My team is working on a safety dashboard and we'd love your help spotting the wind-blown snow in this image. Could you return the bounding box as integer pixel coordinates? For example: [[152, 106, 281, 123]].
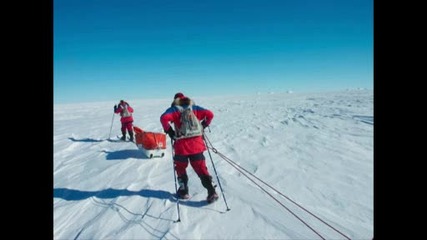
[[54, 90, 373, 239]]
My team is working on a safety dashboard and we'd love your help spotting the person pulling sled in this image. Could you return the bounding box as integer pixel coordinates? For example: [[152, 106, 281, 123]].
[[114, 100, 134, 142], [160, 93, 218, 203]]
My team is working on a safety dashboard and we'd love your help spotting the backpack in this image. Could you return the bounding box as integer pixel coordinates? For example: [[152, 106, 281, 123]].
[[175, 105, 203, 138], [121, 104, 132, 117]]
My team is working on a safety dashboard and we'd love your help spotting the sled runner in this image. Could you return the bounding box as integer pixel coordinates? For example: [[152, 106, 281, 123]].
[[133, 126, 166, 158]]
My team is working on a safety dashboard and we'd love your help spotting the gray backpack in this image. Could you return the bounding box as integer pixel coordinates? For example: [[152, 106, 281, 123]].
[[176, 105, 203, 138], [121, 104, 132, 117]]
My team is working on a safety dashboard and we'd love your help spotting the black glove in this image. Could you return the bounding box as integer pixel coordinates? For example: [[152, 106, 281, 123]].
[[165, 127, 176, 140], [201, 120, 208, 129], [114, 105, 117, 112]]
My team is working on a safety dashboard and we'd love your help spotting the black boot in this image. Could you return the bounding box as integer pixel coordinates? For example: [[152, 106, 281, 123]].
[[200, 175, 218, 203], [128, 130, 134, 142], [177, 173, 189, 199], [120, 130, 126, 141]]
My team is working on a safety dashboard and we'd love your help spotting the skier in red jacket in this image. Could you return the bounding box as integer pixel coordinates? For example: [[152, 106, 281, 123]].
[[114, 100, 134, 141], [160, 94, 218, 203]]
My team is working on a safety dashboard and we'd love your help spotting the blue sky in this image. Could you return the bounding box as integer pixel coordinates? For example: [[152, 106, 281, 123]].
[[54, 0, 373, 104]]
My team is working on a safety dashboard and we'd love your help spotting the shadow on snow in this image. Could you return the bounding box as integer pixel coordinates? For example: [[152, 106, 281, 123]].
[[68, 137, 104, 142], [176, 199, 210, 208], [54, 188, 172, 201], [102, 149, 149, 160], [54, 188, 224, 213]]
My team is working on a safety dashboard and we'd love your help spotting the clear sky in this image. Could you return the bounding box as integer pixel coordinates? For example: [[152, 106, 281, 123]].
[[54, 0, 373, 104]]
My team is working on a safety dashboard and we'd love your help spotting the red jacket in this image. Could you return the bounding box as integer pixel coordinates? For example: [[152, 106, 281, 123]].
[[115, 102, 134, 123], [160, 104, 214, 155]]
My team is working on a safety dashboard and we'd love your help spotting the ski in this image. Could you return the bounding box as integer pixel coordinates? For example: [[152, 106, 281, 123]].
[[116, 135, 134, 142], [172, 193, 191, 201], [107, 136, 133, 142]]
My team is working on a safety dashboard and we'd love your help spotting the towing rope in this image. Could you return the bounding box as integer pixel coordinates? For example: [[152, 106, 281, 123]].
[[203, 134, 351, 240]]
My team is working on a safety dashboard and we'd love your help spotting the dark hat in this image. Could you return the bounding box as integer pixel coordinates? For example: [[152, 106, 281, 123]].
[[174, 92, 184, 99], [179, 96, 191, 106]]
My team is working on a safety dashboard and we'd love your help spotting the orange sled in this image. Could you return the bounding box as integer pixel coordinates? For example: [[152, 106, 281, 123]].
[[133, 126, 166, 158]]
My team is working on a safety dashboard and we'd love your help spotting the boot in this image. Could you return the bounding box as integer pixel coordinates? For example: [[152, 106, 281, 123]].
[[200, 175, 218, 203], [177, 174, 189, 199], [120, 130, 126, 141], [128, 130, 134, 142]]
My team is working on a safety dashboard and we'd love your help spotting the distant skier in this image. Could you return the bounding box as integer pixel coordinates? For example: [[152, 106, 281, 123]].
[[114, 100, 134, 141], [160, 94, 218, 203]]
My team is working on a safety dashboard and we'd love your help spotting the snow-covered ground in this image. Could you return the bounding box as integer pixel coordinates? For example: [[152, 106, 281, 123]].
[[54, 89, 373, 239]]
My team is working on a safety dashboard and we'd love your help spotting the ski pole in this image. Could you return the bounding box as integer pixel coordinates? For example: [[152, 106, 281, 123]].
[[108, 112, 115, 140], [171, 139, 181, 222], [203, 132, 231, 211]]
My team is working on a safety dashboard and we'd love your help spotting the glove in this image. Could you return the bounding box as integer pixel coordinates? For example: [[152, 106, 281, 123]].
[[165, 127, 176, 140], [201, 120, 208, 129], [114, 105, 117, 112]]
